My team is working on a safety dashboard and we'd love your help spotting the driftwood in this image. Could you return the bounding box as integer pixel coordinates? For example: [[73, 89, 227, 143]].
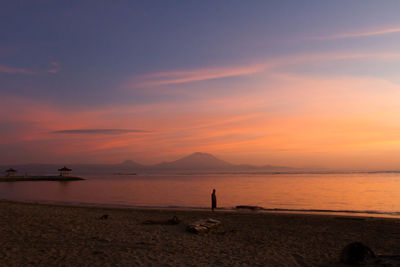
[[186, 218, 221, 234]]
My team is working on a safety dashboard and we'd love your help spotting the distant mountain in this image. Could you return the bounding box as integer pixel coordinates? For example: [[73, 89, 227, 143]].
[[0, 152, 291, 175], [152, 152, 233, 170]]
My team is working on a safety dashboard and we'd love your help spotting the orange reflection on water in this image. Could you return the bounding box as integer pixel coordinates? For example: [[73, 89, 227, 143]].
[[1, 173, 400, 215]]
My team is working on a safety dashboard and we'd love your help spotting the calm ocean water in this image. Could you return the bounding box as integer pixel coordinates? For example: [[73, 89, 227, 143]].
[[1, 173, 400, 217]]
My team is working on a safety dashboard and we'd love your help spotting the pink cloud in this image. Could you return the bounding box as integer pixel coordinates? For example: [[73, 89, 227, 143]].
[[47, 69, 59, 74], [315, 26, 400, 40], [0, 61, 62, 75], [47, 61, 61, 74], [3, 59, 400, 168], [126, 51, 400, 89], [268, 52, 400, 67], [131, 64, 267, 87], [0, 65, 36, 74]]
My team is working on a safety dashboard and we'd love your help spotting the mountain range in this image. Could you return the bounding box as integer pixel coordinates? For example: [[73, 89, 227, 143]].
[[1, 152, 291, 175]]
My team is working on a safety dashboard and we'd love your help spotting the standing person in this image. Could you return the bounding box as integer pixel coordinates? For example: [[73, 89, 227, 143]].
[[211, 189, 217, 212]]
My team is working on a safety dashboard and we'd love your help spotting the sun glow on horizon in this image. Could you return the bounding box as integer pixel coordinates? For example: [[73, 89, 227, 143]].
[[1, 1, 400, 170]]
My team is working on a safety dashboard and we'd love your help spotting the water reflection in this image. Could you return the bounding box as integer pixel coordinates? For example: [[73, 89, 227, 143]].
[[1, 173, 400, 215], [57, 181, 71, 194]]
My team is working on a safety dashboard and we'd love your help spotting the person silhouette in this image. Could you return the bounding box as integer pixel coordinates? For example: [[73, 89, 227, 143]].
[[211, 189, 217, 212]]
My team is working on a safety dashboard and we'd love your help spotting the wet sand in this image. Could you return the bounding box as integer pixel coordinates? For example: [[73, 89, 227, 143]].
[[1, 200, 400, 266]]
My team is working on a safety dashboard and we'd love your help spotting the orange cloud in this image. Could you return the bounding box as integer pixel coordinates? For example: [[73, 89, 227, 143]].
[[3, 70, 400, 169]]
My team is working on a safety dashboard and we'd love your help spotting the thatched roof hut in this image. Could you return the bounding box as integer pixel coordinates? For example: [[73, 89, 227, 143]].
[[58, 166, 72, 176], [5, 168, 17, 177]]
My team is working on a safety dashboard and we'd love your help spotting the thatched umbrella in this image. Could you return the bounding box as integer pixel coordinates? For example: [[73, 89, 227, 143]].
[[58, 166, 72, 176], [5, 168, 17, 177]]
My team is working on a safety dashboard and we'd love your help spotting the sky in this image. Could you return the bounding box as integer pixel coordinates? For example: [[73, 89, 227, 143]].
[[1, 1, 400, 169]]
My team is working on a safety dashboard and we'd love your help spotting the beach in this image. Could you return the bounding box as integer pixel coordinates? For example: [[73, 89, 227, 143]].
[[1, 201, 400, 266]]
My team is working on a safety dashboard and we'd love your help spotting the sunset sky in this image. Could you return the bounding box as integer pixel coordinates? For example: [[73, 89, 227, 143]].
[[2, 1, 400, 169]]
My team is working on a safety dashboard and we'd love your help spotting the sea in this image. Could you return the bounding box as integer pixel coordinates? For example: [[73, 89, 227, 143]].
[[1, 172, 400, 218]]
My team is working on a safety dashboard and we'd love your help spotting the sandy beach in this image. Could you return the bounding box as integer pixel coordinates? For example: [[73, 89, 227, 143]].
[[1, 201, 400, 266]]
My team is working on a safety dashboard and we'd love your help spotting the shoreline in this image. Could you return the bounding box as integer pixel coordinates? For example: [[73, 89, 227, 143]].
[[1, 200, 400, 265], [3, 199, 400, 220]]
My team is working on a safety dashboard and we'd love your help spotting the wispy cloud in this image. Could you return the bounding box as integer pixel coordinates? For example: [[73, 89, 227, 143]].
[[52, 129, 150, 135], [276, 52, 400, 66], [127, 51, 400, 88], [47, 61, 61, 74], [3, 74, 400, 168], [0, 64, 36, 74], [0, 61, 62, 75], [316, 26, 400, 40], [132, 64, 267, 87]]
